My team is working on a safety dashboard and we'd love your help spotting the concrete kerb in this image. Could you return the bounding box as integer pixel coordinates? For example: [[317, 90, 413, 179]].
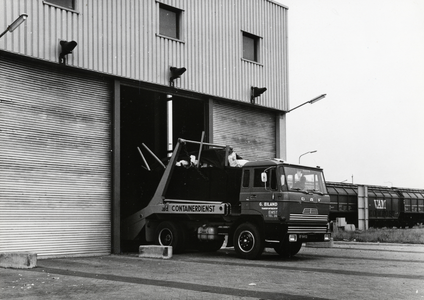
[[139, 245, 172, 259], [0, 252, 37, 269]]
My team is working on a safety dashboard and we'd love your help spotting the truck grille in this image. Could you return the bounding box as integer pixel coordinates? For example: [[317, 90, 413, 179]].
[[290, 214, 328, 222], [287, 226, 328, 234]]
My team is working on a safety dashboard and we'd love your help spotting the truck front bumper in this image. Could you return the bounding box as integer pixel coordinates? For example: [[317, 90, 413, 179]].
[[288, 232, 331, 243]]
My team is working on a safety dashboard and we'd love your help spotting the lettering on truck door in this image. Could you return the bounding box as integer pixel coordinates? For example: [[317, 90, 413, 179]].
[[247, 167, 279, 219]]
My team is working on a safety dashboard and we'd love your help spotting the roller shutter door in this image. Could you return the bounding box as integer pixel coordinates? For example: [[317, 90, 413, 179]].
[[0, 56, 111, 258], [213, 101, 276, 160]]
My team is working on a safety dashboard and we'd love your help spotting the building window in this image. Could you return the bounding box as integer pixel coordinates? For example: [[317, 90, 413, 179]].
[[159, 4, 182, 40], [44, 0, 75, 10], [243, 32, 260, 62]]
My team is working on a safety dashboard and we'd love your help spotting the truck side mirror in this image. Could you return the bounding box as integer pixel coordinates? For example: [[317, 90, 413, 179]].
[[261, 172, 267, 183], [280, 175, 285, 187]]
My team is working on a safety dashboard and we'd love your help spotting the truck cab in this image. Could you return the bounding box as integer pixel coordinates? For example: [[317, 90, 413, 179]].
[[233, 160, 331, 258]]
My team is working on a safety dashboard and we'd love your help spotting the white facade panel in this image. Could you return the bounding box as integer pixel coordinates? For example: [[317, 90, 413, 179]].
[[0, 0, 288, 111]]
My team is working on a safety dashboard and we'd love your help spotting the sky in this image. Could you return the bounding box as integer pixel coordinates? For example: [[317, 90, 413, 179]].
[[275, 0, 424, 189]]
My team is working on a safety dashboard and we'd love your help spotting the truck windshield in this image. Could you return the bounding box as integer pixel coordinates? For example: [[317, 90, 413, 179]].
[[282, 166, 327, 194]]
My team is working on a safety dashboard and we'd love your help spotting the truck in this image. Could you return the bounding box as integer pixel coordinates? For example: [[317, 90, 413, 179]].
[[122, 138, 331, 259]]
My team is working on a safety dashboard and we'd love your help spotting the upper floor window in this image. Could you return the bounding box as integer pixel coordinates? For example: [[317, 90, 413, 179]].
[[243, 32, 260, 62], [159, 4, 182, 40], [44, 0, 75, 10]]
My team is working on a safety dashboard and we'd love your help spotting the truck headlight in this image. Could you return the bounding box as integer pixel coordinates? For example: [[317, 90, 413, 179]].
[[289, 234, 297, 242], [324, 233, 331, 241]]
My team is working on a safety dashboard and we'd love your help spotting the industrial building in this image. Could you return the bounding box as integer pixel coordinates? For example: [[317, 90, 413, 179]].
[[0, 0, 289, 257]]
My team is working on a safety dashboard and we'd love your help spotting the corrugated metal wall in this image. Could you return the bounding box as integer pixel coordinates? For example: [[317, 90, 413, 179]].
[[0, 0, 288, 111], [0, 56, 112, 258], [213, 101, 276, 160]]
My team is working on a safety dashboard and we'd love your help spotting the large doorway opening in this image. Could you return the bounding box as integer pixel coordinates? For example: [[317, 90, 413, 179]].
[[119, 86, 205, 247], [120, 87, 166, 221]]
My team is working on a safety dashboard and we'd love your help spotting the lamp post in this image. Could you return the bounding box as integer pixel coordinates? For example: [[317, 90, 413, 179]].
[[0, 14, 28, 39], [287, 94, 326, 113], [298, 150, 317, 164]]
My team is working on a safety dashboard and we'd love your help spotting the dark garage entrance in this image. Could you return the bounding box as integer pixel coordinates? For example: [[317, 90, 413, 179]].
[[119, 85, 206, 241]]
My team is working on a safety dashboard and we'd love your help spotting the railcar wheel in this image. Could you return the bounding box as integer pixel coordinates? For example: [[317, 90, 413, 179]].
[[156, 221, 186, 254], [233, 222, 264, 260]]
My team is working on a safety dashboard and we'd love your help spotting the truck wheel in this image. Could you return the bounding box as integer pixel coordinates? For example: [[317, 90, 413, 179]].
[[233, 223, 264, 260], [156, 221, 185, 254], [274, 240, 302, 258]]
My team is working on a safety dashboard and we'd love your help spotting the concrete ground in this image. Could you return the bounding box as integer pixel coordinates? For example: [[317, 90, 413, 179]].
[[1, 242, 423, 300]]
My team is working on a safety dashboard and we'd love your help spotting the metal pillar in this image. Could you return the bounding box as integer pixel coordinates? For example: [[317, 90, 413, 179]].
[[167, 95, 173, 157], [358, 185, 369, 230]]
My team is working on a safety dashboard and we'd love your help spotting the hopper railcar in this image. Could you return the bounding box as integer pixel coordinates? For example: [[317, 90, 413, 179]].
[[326, 182, 424, 228]]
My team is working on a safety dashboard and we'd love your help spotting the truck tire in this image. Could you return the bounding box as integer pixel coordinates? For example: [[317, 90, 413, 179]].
[[274, 240, 302, 258], [156, 221, 185, 254], [233, 223, 264, 260]]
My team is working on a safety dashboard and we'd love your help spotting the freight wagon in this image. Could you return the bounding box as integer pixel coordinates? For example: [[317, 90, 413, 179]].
[[326, 182, 424, 228]]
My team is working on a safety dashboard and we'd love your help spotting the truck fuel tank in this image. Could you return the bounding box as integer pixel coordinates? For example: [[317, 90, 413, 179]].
[[197, 226, 219, 241]]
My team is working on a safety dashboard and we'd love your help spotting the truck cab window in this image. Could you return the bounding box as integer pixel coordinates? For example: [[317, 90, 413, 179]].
[[269, 168, 277, 190], [242, 170, 250, 188], [253, 169, 265, 188], [283, 166, 327, 194], [254, 167, 277, 190]]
